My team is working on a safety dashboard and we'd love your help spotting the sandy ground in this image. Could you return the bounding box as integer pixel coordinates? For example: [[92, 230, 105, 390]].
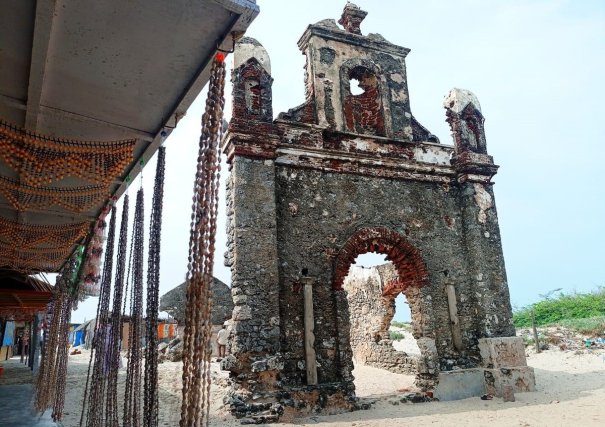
[[293, 349, 605, 427], [0, 356, 35, 386], [352, 363, 415, 398], [58, 351, 232, 426], [390, 328, 421, 356], [3, 344, 605, 426]]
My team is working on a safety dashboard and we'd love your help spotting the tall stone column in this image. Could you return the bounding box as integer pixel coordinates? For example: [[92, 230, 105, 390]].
[[227, 156, 282, 362], [445, 88, 515, 338], [219, 36, 288, 410], [457, 181, 515, 337]]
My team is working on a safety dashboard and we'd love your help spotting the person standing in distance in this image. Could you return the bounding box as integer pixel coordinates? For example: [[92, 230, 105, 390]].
[[217, 325, 228, 358]]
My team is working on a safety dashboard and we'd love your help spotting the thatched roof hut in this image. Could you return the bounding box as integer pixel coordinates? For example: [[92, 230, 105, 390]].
[[159, 277, 233, 326]]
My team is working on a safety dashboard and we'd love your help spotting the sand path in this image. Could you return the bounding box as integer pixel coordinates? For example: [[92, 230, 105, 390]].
[[14, 346, 604, 427]]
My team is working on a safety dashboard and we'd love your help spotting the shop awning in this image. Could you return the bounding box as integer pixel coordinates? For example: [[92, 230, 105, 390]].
[[0, 0, 259, 273], [0, 269, 53, 319]]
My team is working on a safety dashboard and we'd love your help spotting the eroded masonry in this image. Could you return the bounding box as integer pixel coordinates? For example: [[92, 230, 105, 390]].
[[221, 3, 535, 421]]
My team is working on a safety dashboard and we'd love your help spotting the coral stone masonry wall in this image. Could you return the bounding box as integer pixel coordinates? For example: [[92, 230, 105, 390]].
[[220, 3, 529, 421]]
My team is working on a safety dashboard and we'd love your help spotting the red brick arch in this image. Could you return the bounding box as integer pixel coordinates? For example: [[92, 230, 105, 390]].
[[334, 227, 429, 291]]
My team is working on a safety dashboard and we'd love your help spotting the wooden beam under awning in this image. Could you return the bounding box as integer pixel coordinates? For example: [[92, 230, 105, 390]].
[[0, 288, 53, 310]]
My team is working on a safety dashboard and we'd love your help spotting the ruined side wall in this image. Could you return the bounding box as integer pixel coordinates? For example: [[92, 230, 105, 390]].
[[458, 182, 515, 337], [224, 157, 283, 396], [274, 166, 504, 385], [343, 264, 418, 374]]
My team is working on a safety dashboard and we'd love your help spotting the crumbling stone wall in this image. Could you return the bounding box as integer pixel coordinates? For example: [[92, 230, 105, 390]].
[[343, 263, 418, 374], [221, 3, 518, 420]]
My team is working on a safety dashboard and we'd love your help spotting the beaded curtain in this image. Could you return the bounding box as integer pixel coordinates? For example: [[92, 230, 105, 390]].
[[0, 119, 135, 187], [180, 54, 226, 427]]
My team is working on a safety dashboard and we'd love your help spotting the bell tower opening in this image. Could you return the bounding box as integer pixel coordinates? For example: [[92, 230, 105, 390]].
[[343, 66, 384, 136], [348, 76, 365, 96]]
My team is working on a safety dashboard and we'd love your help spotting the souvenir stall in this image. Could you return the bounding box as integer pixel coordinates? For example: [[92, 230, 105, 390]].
[[0, 0, 258, 425]]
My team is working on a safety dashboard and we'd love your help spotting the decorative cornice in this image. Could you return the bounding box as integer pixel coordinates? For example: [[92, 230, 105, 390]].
[[275, 145, 454, 183], [223, 125, 498, 184], [452, 151, 499, 183], [297, 24, 410, 57]]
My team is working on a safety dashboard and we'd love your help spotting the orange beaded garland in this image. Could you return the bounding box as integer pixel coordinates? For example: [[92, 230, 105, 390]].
[[0, 119, 135, 188]]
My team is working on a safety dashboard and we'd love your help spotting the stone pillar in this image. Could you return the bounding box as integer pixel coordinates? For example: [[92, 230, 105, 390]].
[[458, 182, 515, 337], [223, 35, 282, 374], [445, 88, 515, 338], [225, 156, 282, 377], [446, 284, 463, 351], [301, 277, 317, 385]]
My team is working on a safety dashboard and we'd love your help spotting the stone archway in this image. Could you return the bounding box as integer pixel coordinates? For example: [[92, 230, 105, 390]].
[[334, 227, 429, 291], [343, 262, 420, 375], [333, 228, 440, 390], [221, 6, 530, 417]]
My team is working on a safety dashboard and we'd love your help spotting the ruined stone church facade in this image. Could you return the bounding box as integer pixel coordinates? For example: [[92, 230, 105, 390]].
[[221, 3, 534, 418]]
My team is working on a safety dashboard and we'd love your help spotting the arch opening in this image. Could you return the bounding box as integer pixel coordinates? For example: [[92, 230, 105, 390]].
[[334, 227, 429, 291], [335, 229, 432, 396], [342, 256, 420, 395]]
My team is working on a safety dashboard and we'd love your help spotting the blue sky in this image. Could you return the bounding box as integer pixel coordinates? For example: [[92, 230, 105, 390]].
[[72, 0, 604, 323]]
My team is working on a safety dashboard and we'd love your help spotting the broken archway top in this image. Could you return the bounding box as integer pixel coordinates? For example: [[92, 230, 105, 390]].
[[444, 88, 482, 114], [233, 37, 271, 75]]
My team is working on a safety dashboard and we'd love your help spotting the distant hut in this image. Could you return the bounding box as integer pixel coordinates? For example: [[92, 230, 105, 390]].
[[159, 277, 233, 326], [72, 320, 93, 347], [159, 277, 233, 356]]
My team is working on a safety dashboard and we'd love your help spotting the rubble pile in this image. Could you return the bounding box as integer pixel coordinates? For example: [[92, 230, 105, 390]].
[[517, 326, 605, 353], [157, 337, 183, 363]]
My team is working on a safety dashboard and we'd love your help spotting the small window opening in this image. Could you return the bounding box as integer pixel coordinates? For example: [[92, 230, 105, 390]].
[[349, 77, 365, 95], [245, 79, 260, 114], [348, 67, 378, 96]]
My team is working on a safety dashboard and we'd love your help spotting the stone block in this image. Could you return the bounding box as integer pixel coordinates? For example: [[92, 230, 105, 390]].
[[221, 354, 240, 371], [502, 385, 515, 402], [434, 369, 486, 401], [251, 360, 267, 372], [483, 366, 536, 397], [478, 337, 527, 368]]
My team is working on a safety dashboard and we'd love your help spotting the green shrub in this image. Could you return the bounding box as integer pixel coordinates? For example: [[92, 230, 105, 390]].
[[390, 321, 412, 331], [389, 331, 405, 341], [553, 316, 605, 336], [513, 288, 605, 328]]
